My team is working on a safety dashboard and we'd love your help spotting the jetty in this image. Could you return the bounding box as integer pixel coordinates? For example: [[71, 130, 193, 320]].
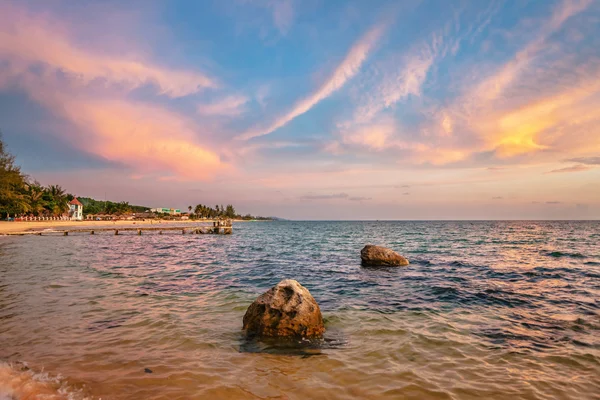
[[1, 220, 233, 236]]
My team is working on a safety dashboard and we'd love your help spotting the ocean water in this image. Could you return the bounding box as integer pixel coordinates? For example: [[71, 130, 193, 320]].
[[0, 221, 599, 399]]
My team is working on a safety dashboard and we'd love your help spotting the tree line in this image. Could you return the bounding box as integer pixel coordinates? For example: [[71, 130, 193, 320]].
[[78, 197, 148, 216], [189, 204, 270, 220]]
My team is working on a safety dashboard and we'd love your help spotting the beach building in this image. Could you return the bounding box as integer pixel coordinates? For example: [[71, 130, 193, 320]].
[[150, 208, 181, 215], [68, 198, 84, 221]]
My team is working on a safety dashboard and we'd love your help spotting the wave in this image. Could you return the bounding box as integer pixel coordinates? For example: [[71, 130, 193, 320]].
[[0, 362, 93, 400], [543, 250, 587, 259]]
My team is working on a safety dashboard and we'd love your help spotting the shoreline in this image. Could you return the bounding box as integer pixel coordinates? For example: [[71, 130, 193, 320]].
[[0, 219, 224, 234]]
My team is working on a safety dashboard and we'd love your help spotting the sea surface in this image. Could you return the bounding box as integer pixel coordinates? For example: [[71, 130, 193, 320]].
[[1, 221, 599, 399]]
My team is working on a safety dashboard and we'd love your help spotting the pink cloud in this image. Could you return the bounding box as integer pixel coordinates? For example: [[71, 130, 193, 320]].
[[546, 164, 592, 174], [61, 100, 228, 180], [197, 95, 248, 117], [0, 4, 216, 97], [0, 3, 229, 181]]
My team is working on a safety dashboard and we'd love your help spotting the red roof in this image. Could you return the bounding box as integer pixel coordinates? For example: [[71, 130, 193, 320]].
[[69, 198, 83, 206]]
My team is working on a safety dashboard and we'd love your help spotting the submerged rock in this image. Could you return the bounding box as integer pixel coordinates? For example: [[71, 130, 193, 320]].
[[360, 245, 409, 267], [243, 279, 325, 338]]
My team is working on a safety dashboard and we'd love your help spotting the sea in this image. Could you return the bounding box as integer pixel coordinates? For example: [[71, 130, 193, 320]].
[[0, 221, 599, 399]]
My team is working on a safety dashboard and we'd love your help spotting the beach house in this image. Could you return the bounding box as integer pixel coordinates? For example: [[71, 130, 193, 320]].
[[68, 198, 84, 221]]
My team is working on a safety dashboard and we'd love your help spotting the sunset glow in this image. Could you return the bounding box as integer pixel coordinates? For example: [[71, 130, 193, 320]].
[[1, 0, 599, 219]]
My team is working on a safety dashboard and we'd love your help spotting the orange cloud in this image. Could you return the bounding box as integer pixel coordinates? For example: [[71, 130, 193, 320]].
[[0, 4, 216, 97], [426, 0, 599, 163], [546, 164, 592, 173], [60, 100, 227, 180]]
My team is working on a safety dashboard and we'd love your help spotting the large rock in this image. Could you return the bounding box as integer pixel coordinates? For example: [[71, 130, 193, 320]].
[[243, 279, 325, 338], [361, 245, 409, 267]]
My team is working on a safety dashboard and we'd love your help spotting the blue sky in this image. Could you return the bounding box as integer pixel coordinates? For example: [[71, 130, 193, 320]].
[[0, 0, 599, 219]]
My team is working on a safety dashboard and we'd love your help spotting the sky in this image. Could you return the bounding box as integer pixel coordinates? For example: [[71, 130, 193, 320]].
[[0, 0, 599, 220]]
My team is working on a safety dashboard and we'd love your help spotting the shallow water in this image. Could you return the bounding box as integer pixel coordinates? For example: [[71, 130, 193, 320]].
[[1, 221, 599, 399]]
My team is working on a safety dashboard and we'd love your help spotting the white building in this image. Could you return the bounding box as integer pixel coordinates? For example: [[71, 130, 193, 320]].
[[68, 198, 84, 221], [150, 208, 181, 215]]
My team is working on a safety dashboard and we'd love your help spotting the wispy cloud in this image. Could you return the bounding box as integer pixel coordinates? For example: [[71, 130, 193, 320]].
[[300, 193, 350, 200], [240, 22, 389, 140], [300, 192, 371, 201], [566, 156, 600, 165], [197, 96, 248, 117], [348, 196, 371, 201], [242, 0, 295, 35], [270, 0, 294, 34], [546, 164, 592, 173], [350, 37, 437, 125], [419, 0, 599, 164], [469, 0, 593, 105]]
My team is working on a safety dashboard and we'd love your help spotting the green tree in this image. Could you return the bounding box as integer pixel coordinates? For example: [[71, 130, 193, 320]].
[[0, 133, 29, 217], [26, 181, 46, 216], [225, 204, 236, 219]]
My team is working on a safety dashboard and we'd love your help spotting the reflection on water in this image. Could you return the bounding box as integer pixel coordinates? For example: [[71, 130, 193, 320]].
[[0, 221, 599, 399]]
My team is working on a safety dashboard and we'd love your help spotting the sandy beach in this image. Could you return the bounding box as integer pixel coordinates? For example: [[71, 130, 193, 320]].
[[0, 219, 209, 234]]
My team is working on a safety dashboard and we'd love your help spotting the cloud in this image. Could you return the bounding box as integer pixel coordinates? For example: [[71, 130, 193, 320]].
[[351, 39, 437, 125], [0, 4, 216, 97], [338, 118, 396, 150], [300, 193, 349, 200], [242, 0, 295, 35], [403, 192, 410, 195], [270, 0, 294, 34], [299, 193, 371, 201], [61, 99, 227, 180], [197, 96, 248, 117], [547, 164, 593, 173], [566, 156, 600, 165], [468, 0, 593, 106], [240, 22, 388, 140], [418, 0, 599, 165], [546, 201, 563, 204], [0, 3, 228, 181], [492, 196, 503, 200], [348, 196, 371, 201]]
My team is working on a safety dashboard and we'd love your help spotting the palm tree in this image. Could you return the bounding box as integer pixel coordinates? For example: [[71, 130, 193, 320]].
[[26, 182, 45, 215], [47, 184, 68, 215]]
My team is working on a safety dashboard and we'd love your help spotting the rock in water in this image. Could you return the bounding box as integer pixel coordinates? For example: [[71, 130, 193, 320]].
[[360, 245, 409, 267], [243, 279, 325, 338]]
